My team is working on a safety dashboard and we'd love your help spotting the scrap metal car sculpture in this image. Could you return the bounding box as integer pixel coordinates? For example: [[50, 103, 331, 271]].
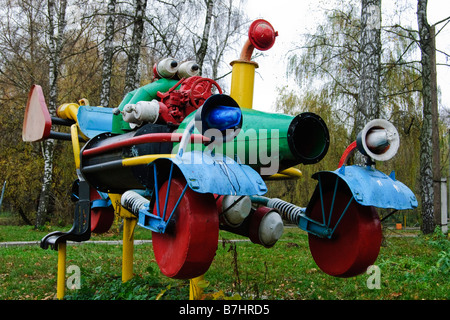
[[23, 19, 417, 287]]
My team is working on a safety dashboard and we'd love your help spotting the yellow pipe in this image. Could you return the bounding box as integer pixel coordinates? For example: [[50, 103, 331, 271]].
[[229, 60, 258, 109], [57, 103, 79, 122], [56, 242, 66, 300], [279, 167, 302, 178], [266, 173, 292, 180], [189, 275, 205, 300], [122, 217, 137, 282], [122, 154, 175, 167], [267, 167, 303, 180], [71, 124, 81, 169]]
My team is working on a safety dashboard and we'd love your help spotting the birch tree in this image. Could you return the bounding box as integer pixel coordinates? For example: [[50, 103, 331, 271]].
[[123, 0, 147, 95], [100, 0, 117, 107], [355, 0, 382, 134], [204, 0, 246, 83], [417, 0, 435, 234], [195, 0, 214, 75], [35, 0, 68, 228]]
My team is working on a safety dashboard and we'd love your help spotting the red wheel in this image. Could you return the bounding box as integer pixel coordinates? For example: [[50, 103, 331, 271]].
[[308, 186, 382, 278], [90, 189, 115, 234], [189, 77, 222, 108], [152, 176, 219, 279]]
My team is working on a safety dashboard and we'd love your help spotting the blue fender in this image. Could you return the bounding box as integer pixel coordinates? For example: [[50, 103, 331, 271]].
[[153, 150, 267, 196], [312, 165, 418, 210], [77, 105, 113, 138]]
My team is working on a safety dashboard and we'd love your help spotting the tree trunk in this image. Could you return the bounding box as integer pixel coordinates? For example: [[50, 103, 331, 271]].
[[123, 0, 147, 95], [196, 0, 214, 75], [355, 0, 382, 164], [417, 0, 436, 234], [430, 26, 441, 227], [36, 139, 55, 227], [100, 0, 117, 107], [36, 0, 67, 228]]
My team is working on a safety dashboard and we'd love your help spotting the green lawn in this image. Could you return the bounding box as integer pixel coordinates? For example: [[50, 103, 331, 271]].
[[0, 224, 448, 300]]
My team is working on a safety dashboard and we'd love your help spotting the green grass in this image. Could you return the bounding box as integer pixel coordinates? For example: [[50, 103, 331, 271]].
[[0, 225, 448, 300]]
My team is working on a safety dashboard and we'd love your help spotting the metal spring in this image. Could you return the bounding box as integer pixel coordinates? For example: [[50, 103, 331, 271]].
[[266, 198, 305, 225], [121, 190, 150, 215]]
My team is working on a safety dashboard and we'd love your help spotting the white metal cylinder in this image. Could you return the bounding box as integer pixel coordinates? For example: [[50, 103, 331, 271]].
[[365, 128, 389, 152], [122, 104, 141, 124], [221, 195, 252, 226], [134, 100, 160, 124], [157, 58, 179, 78], [258, 210, 284, 247], [177, 61, 200, 78]]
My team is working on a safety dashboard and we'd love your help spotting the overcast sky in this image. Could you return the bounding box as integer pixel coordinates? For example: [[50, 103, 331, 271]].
[[237, 0, 450, 113]]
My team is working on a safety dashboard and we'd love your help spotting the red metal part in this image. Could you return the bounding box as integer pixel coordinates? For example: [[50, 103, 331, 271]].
[[338, 141, 357, 168], [188, 77, 222, 108], [82, 133, 210, 157], [248, 206, 278, 248], [156, 76, 222, 125], [152, 177, 219, 279], [248, 19, 278, 51], [308, 187, 382, 277], [90, 188, 115, 234]]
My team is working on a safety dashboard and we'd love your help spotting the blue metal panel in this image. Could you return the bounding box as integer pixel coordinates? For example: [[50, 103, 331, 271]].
[[77, 105, 113, 138], [157, 151, 267, 196], [312, 165, 418, 210]]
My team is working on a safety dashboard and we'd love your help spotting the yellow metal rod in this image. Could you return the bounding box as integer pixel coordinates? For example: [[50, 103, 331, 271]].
[[266, 167, 303, 180], [122, 218, 137, 282], [71, 124, 81, 169], [189, 274, 205, 300], [56, 242, 66, 300]]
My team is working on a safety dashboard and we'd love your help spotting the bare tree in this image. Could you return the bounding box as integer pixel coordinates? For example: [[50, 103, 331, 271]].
[[35, 0, 68, 228], [417, 0, 435, 234], [207, 0, 247, 83], [195, 0, 214, 75], [123, 0, 147, 95], [100, 0, 117, 107], [355, 0, 382, 135]]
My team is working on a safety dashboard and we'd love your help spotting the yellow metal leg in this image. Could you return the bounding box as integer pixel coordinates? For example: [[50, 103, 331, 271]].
[[189, 274, 205, 300], [122, 218, 137, 282], [56, 242, 66, 300]]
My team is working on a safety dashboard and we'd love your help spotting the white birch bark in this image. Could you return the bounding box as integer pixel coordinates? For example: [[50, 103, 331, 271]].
[[100, 0, 117, 107], [36, 0, 67, 228], [356, 0, 381, 131], [196, 0, 214, 75], [355, 0, 382, 165], [417, 0, 435, 234], [123, 0, 147, 95]]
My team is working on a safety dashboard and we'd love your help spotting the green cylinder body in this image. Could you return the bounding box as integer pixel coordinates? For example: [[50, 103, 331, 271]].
[[112, 78, 180, 134], [175, 107, 330, 176]]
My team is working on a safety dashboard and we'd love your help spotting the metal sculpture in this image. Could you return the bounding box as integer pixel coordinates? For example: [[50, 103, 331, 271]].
[[22, 19, 417, 299]]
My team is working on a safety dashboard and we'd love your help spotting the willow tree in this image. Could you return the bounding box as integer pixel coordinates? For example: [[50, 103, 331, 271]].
[[283, 0, 425, 223]]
